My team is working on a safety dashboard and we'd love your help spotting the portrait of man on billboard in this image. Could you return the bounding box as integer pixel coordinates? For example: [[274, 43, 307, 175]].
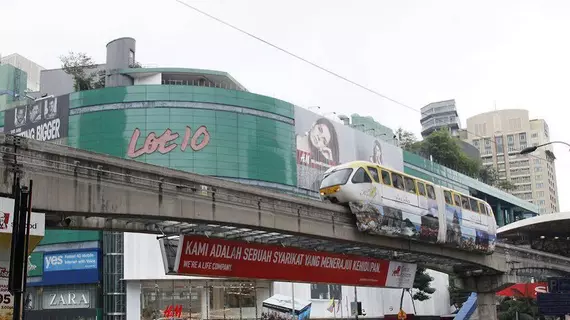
[[28, 103, 42, 123], [44, 98, 57, 120], [14, 106, 27, 127]]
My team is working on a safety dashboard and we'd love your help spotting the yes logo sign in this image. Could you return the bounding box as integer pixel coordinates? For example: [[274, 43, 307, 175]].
[[44, 255, 63, 270]]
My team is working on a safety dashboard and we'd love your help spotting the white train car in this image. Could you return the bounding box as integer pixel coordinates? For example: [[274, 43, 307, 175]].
[[319, 160, 497, 254]]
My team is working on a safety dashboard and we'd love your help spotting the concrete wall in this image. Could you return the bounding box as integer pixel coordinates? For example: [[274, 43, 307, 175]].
[[105, 37, 136, 87], [40, 65, 105, 97]]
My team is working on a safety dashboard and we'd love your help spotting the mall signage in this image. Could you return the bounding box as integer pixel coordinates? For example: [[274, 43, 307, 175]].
[[4, 94, 70, 142], [42, 289, 90, 309], [173, 235, 417, 288], [127, 125, 211, 158]]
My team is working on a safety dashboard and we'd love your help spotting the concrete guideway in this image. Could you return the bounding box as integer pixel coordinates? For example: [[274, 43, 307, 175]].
[[0, 134, 569, 280]]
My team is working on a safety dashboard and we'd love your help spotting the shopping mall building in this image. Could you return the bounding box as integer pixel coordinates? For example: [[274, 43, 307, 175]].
[[0, 37, 537, 319]]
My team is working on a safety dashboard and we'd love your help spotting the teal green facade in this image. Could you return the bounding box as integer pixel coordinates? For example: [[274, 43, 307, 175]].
[[0, 64, 28, 111], [67, 85, 297, 186]]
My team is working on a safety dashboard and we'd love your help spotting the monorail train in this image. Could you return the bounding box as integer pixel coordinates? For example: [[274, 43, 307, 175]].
[[319, 160, 497, 254]]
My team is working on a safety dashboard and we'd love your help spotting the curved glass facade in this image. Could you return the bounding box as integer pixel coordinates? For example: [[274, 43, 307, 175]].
[[66, 85, 297, 187]]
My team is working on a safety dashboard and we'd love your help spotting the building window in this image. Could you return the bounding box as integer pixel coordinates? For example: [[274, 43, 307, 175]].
[[129, 50, 135, 66], [536, 183, 544, 189], [311, 284, 342, 300], [519, 133, 526, 141], [507, 135, 514, 144]]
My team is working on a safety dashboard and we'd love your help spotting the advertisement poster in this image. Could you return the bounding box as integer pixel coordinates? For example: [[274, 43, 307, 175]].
[[174, 235, 416, 288], [0, 260, 13, 320], [294, 106, 403, 192], [0, 197, 45, 253], [4, 94, 69, 142], [43, 251, 98, 272]]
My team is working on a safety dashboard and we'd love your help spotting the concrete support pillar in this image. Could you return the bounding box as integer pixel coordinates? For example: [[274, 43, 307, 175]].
[[496, 202, 504, 227], [476, 292, 497, 320], [508, 207, 515, 223]]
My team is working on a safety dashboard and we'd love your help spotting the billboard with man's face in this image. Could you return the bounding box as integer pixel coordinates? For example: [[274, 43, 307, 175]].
[[4, 94, 69, 142], [294, 106, 404, 191]]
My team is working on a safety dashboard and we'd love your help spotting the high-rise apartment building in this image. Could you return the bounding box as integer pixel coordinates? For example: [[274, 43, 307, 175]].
[[420, 99, 461, 137], [421, 99, 480, 160], [464, 109, 559, 214]]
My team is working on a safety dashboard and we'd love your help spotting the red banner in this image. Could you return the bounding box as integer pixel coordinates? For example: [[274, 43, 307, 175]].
[[174, 235, 417, 288], [496, 282, 548, 299]]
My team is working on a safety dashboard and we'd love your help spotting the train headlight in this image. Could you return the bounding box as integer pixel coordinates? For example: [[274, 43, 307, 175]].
[[320, 185, 341, 196]]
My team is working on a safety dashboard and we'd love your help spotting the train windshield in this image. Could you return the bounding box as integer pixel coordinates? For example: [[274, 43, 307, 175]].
[[321, 168, 353, 188]]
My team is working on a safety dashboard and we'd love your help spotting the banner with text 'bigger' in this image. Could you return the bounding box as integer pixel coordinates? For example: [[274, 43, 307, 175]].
[[173, 235, 416, 288]]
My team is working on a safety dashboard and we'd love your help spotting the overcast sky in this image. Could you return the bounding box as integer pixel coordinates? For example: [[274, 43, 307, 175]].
[[4, 0, 569, 211]]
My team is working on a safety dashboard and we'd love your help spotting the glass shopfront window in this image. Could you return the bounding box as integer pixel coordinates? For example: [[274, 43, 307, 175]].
[[140, 280, 269, 320]]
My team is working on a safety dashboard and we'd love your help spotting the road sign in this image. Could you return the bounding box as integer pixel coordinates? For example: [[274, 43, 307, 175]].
[[397, 309, 407, 320], [537, 292, 570, 315]]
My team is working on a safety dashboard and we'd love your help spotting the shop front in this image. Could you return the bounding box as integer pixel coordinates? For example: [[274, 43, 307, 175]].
[[131, 279, 271, 320], [24, 284, 101, 320]]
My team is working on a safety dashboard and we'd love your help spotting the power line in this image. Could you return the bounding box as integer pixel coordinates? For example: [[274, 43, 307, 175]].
[[174, 0, 555, 168]]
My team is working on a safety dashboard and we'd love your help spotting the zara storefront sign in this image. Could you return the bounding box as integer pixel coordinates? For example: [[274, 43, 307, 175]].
[[4, 94, 69, 142], [42, 290, 90, 309]]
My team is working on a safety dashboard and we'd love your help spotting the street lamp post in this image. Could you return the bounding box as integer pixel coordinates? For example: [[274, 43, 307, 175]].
[[519, 141, 570, 155]]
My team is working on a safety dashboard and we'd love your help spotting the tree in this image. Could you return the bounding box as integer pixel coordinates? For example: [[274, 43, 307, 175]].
[[405, 129, 482, 177], [412, 267, 436, 301], [395, 127, 418, 150], [479, 165, 499, 186], [497, 180, 516, 192], [60, 51, 105, 91], [400, 267, 437, 314], [497, 297, 537, 320]]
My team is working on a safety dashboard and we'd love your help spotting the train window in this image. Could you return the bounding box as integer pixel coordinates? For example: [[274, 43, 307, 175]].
[[367, 167, 380, 183], [484, 205, 491, 216], [404, 177, 416, 194], [351, 167, 372, 184], [381, 170, 392, 185], [426, 185, 436, 200], [417, 182, 426, 197], [392, 173, 405, 190], [444, 191, 453, 204], [321, 168, 353, 188], [469, 198, 480, 213], [478, 202, 487, 215], [453, 193, 461, 207], [460, 195, 471, 210]]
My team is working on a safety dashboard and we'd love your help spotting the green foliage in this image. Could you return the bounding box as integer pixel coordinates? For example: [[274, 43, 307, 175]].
[[497, 297, 537, 320], [60, 51, 105, 91], [479, 165, 499, 186], [395, 127, 418, 150], [497, 179, 516, 192], [448, 274, 471, 308], [404, 129, 482, 177], [412, 267, 436, 301]]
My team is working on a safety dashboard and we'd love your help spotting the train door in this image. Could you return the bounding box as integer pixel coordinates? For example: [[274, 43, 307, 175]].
[[485, 204, 497, 252], [433, 186, 447, 244], [416, 181, 429, 210], [350, 167, 379, 202]]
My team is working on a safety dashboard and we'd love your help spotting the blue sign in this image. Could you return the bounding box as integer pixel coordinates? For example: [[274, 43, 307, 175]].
[[537, 293, 570, 315], [28, 249, 101, 287], [44, 250, 98, 272]]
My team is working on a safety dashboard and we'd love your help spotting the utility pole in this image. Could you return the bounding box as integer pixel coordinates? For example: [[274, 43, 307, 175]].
[[6, 134, 34, 320]]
